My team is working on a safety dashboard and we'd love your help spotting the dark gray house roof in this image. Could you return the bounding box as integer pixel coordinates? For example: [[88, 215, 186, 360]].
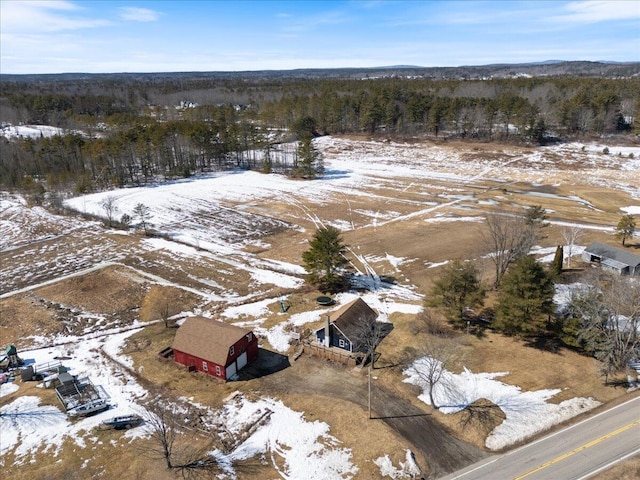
[[583, 242, 640, 274], [329, 298, 378, 343], [314, 298, 379, 351]]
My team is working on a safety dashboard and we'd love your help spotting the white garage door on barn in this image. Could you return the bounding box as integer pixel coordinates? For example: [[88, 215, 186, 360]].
[[226, 362, 237, 380], [237, 351, 248, 370]]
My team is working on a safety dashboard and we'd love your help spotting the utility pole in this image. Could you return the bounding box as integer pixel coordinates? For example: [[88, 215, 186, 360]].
[[368, 362, 372, 419]]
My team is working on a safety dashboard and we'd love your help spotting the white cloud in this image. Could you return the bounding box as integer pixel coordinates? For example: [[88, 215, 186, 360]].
[[0, 0, 111, 33], [119, 7, 160, 22], [552, 0, 640, 23]]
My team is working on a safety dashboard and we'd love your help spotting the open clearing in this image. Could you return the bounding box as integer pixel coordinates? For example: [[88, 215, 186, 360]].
[[1, 135, 639, 479]]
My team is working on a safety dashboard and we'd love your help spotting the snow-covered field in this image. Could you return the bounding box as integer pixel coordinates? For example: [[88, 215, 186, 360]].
[[62, 137, 640, 237], [1, 135, 639, 478], [0, 124, 68, 139]]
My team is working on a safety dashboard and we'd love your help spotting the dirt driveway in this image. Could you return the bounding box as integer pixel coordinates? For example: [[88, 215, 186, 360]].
[[253, 353, 487, 479]]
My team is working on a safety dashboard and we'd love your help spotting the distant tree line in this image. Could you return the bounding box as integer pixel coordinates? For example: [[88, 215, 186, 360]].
[[258, 77, 637, 139], [0, 75, 638, 193]]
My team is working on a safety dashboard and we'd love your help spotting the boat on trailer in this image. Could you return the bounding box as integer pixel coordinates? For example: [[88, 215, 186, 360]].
[[68, 398, 110, 417]]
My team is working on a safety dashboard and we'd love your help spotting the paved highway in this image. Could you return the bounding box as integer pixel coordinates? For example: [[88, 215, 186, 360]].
[[439, 395, 640, 480]]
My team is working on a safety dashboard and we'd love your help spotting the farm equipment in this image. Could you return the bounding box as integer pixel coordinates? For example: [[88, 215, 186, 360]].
[[20, 360, 65, 382], [0, 345, 24, 371]]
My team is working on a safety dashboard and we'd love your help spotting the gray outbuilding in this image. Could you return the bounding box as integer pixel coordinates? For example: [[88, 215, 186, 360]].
[[582, 242, 640, 276]]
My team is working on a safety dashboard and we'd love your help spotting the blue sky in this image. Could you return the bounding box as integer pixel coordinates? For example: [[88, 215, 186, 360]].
[[1, 0, 638, 74]]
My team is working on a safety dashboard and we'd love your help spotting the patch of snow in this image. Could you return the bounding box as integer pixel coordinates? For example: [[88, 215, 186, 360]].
[[253, 323, 292, 353], [1, 124, 67, 139], [249, 266, 304, 289], [621, 206, 640, 215], [403, 358, 600, 451], [0, 396, 69, 461], [385, 253, 407, 269], [375, 449, 422, 479], [533, 245, 586, 263], [222, 298, 275, 319], [330, 219, 355, 231], [0, 381, 19, 397], [142, 237, 201, 256], [214, 395, 358, 479], [425, 260, 449, 269], [554, 282, 588, 314], [424, 215, 484, 224]]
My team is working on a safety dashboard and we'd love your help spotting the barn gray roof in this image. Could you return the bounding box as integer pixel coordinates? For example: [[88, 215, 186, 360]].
[[584, 242, 640, 268], [329, 298, 378, 342], [172, 317, 251, 366]]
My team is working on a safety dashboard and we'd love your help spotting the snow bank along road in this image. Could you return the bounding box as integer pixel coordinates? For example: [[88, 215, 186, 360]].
[[439, 395, 640, 480]]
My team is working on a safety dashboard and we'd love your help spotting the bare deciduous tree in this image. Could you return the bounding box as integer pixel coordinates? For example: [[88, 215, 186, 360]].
[[141, 286, 174, 324], [158, 299, 171, 328], [353, 317, 394, 419], [458, 399, 505, 436], [414, 308, 452, 337], [142, 398, 223, 479], [100, 195, 119, 227], [561, 226, 584, 268], [482, 212, 537, 286], [571, 272, 640, 383], [144, 400, 179, 470], [354, 318, 393, 369], [407, 337, 461, 410]]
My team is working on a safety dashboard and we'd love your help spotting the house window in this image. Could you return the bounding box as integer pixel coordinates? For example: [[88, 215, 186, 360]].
[[202, 361, 208, 372], [215, 366, 221, 376], [229, 345, 235, 356], [338, 338, 345, 348]]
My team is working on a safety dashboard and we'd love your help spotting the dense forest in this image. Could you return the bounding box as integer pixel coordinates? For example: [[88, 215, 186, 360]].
[[1, 63, 639, 195]]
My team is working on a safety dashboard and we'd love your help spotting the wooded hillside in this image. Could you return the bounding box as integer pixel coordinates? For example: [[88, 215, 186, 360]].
[[1, 63, 638, 194]]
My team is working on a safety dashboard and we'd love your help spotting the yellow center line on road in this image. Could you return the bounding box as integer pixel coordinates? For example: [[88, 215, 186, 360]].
[[513, 419, 640, 480]]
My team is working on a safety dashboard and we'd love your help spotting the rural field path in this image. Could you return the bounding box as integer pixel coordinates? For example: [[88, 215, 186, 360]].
[[256, 354, 487, 478]]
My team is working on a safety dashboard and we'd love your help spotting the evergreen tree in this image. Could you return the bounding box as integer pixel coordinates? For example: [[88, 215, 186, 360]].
[[494, 256, 555, 336], [551, 245, 564, 277], [295, 138, 324, 179], [427, 259, 485, 327], [291, 116, 318, 141], [524, 205, 547, 225], [302, 226, 348, 293], [133, 202, 152, 234], [615, 214, 635, 246]]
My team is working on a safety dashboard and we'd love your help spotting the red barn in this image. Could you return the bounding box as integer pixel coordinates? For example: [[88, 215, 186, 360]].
[[172, 316, 258, 380]]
